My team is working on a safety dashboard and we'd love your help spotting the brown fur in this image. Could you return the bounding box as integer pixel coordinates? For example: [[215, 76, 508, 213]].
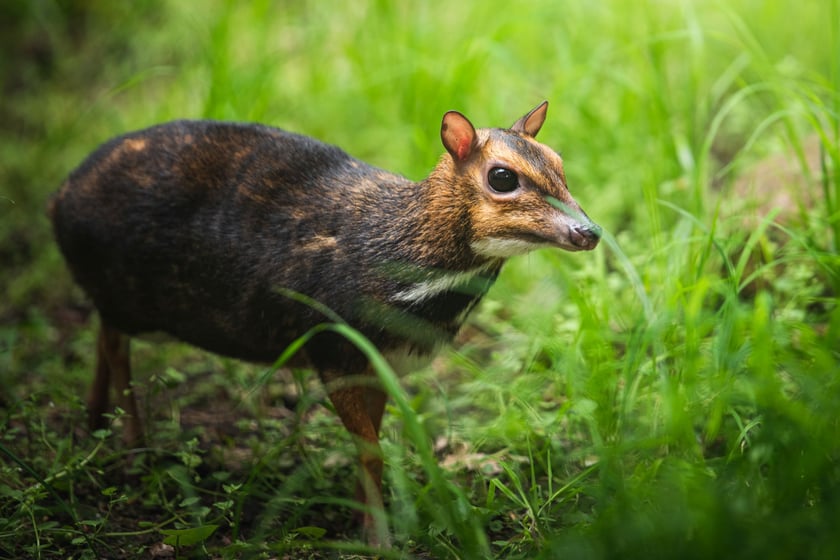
[[50, 102, 599, 545]]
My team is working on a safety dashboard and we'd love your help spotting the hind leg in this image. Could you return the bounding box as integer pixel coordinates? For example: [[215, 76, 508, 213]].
[[88, 324, 113, 432], [90, 322, 144, 446]]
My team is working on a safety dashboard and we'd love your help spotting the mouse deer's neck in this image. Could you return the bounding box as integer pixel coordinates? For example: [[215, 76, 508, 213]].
[[409, 154, 500, 273]]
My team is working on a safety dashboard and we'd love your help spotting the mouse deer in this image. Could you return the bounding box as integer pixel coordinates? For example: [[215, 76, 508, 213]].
[[50, 101, 600, 544]]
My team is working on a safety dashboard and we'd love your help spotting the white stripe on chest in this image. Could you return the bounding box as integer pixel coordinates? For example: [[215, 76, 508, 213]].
[[391, 261, 499, 304]]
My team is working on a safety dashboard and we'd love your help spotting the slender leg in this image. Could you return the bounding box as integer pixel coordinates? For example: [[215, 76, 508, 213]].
[[365, 386, 387, 438], [88, 325, 113, 431], [327, 377, 390, 547], [97, 323, 144, 446]]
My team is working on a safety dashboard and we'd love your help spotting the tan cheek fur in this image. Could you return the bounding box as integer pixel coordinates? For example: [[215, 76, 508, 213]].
[[465, 138, 577, 249]]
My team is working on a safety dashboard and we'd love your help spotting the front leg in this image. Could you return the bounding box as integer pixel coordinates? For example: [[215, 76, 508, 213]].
[[326, 374, 389, 547]]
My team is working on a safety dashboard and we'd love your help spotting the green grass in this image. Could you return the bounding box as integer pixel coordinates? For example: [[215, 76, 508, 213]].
[[1, 0, 839, 557]]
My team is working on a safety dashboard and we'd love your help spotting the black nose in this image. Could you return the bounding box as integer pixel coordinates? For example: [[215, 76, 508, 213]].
[[570, 224, 601, 250]]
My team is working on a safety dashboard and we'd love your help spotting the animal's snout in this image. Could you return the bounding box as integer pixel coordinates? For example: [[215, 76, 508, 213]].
[[569, 223, 601, 250]]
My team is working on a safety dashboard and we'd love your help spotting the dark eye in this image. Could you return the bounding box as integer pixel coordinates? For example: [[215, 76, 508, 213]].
[[487, 167, 519, 193]]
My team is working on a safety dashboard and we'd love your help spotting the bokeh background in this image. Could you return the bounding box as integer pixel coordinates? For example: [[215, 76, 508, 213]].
[[1, 1, 838, 558]]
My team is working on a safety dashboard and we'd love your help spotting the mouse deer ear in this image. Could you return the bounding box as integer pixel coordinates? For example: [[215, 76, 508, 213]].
[[441, 110, 477, 162], [511, 101, 548, 138]]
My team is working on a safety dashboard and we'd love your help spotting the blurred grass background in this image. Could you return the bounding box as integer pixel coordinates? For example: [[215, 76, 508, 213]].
[[1, 0, 838, 558]]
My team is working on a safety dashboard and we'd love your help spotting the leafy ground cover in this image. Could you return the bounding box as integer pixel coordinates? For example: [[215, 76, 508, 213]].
[[1, 0, 838, 558]]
